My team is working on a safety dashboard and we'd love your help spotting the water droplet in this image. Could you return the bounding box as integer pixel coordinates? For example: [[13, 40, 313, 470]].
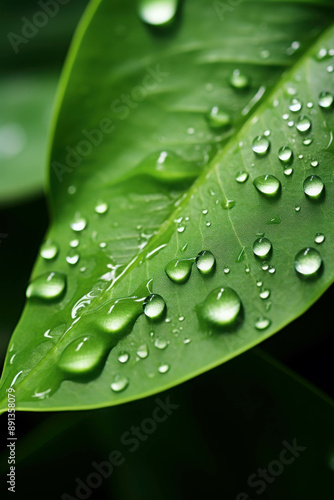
[[143, 294, 166, 320], [278, 146, 293, 164], [70, 214, 87, 232], [315, 233, 325, 244], [259, 289, 270, 299], [230, 69, 249, 89], [252, 136, 270, 156], [196, 250, 216, 275], [235, 171, 249, 183], [95, 201, 108, 214], [284, 167, 293, 176], [118, 351, 129, 364], [40, 240, 58, 260], [138, 0, 178, 26], [295, 247, 322, 277], [254, 175, 281, 197], [268, 266, 276, 274], [256, 280, 263, 287], [221, 199, 236, 210], [289, 98, 302, 112], [58, 336, 106, 376], [70, 239, 79, 248], [208, 106, 232, 129], [310, 160, 319, 168], [295, 116, 311, 134], [158, 363, 170, 374], [303, 138, 313, 146], [137, 344, 148, 359], [223, 267, 230, 274], [253, 237, 272, 259], [26, 272, 66, 301], [154, 337, 168, 349], [66, 249, 80, 265], [318, 91, 333, 109], [202, 209, 208, 215], [165, 258, 194, 283], [303, 175, 324, 199], [316, 48, 328, 60], [205, 221, 211, 227], [177, 226, 185, 233], [111, 374, 129, 392], [306, 102, 313, 109], [101, 293, 145, 334], [137, 150, 199, 184], [201, 287, 242, 328], [255, 317, 271, 330]]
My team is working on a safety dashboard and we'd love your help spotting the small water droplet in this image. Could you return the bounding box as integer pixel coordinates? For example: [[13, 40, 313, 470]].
[[202, 209, 208, 215], [111, 374, 129, 392], [137, 344, 149, 359], [253, 237, 272, 259], [177, 226, 185, 233], [252, 136, 270, 156], [254, 175, 281, 197], [230, 69, 249, 89], [205, 221, 211, 227], [259, 289, 270, 299], [40, 240, 59, 260], [295, 205, 301, 212], [224, 267, 230, 274], [143, 294, 166, 320], [208, 106, 232, 129], [26, 272, 66, 301], [201, 287, 242, 328], [58, 336, 106, 376], [196, 250, 216, 275], [284, 167, 293, 176], [318, 91, 333, 109], [256, 280, 263, 287], [278, 146, 293, 164], [66, 249, 80, 265], [295, 115, 311, 134], [267, 215, 281, 225], [70, 214, 87, 232], [95, 201, 108, 214], [303, 138, 313, 146], [235, 171, 249, 183], [222, 199, 236, 210], [314, 233, 325, 244], [310, 160, 319, 168], [138, 0, 178, 26], [289, 98, 302, 112], [70, 239, 79, 248], [158, 363, 170, 374], [165, 258, 194, 283], [316, 48, 328, 60], [255, 317, 271, 330], [118, 351, 129, 364], [303, 175, 324, 199], [154, 337, 168, 349], [295, 247, 322, 277], [268, 266, 276, 274]]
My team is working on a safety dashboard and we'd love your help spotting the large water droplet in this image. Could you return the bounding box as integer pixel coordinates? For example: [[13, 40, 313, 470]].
[[253, 237, 272, 259], [208, 106, 231, 129], [295, 247, 322, 277], [137, 150, 199, 184], [295, 116, 311, 134], [196, 250, 216, 275], [254, 175, 281, 197], [26, 272, 67, 301], [111, 374, 129, 392], [138, 0, 178, 26], [101, 296, 145, 334], [201, 287, 242, 328], [252, 136, 270, 156], [230, 69, 249, 89], [303, 175, 324, 199], [278, 146, 293, 164], [165, 258, 194, 283], [318, 91, 333, 109], [58, 336, 106, 376], [235, 171, 249, 183], [143, 294, 166, 320]]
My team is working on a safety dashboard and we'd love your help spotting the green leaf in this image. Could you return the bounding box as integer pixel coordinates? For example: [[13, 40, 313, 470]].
[[1, 0, 334, 411]]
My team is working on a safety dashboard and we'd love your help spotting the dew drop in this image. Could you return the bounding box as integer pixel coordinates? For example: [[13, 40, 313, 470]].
[[70, 239, 79, 248], [118, 351, 129, 364], [66, 249, 80, 265], [253, 237, 272, 259], [40, 240, 59, 260], [252, 136, 270, 156], [137, 344, 149, 359], [254, 175, 281, 197], [95, 201, 108, 214], [268, 266, 276, 274], [295, 115, 311, 134], [165, 258, 194, 284], [143, 294, 166, 320], [201, 287, 242, 328], [259, 289, 270, 299], [154, 337, 168, 349], [289, 98, 302, 112], [318, 91, 333, 109], [221, 199, 236, 210], [303, 138, 313, 146], [230, 69, 249, 89], [196, 250, 216, 275], [310, 160, 319, 168], [101, 295, 144, 334], [284, 167, 293, 176], [111, 374, 129, 393], [315, 233, 325, 244], [58, 336, 106, 376], [223, 267, 230, 274], [208, 106, 232, 129], [138, 0, 178, 26], [295, 205, 301, 212], [26, 272, 66, 301], [303, 175, 324, 199], [295, 247, 322, 277], [158, 363, 170, 374], [255, 317, 271, 330], [70, 214, 87, 232], [267, 215, 281, 224], [235, 171, 249, 183], [278, 146, 293, 164]]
